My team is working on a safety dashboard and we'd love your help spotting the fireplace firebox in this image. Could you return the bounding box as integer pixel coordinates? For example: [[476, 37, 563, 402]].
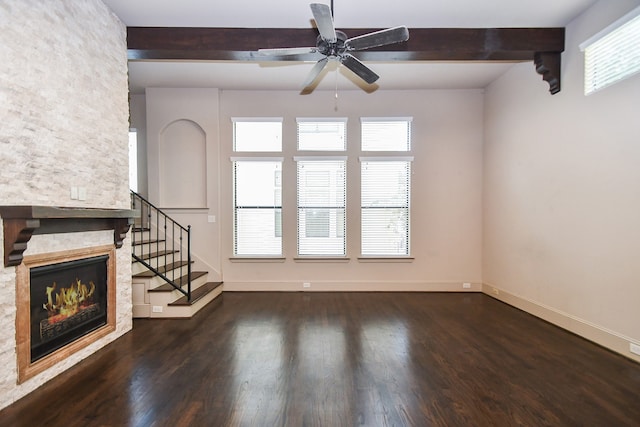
[[16, 245, 116, 383], [29, 254, 109, 362]]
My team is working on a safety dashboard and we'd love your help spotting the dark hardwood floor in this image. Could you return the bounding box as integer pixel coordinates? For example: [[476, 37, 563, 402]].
[[1, 292, 639, 426]]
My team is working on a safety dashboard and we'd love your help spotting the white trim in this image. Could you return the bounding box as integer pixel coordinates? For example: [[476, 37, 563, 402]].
[[296, 117, 348, 123], [580, 5, 640, 51], [482, 283, 640, 364], [223, 280, 481, 292], [359, 156, 414, 162], [230, 157, 284, 162], [231, 117, 283, 123], [294, 156, 348, 161], [360, 116, 413, 122], [229, 257, 286, 263], [293, 257, 351, 263], [358, 257, 414, 263]]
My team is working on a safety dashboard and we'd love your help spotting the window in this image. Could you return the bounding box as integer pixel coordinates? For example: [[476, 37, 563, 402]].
[[580, 6, 640, 95], [361, 118, 411, 151], [233, 118, 282, 151], [296, 159, 346, 256], [232, 118, 283, 256], [232, 160, 282, 256], [297, 118, 347, 151], [360, 118, 412, 257], [361, 160, 411, 256], [128, 129, 138, 192]]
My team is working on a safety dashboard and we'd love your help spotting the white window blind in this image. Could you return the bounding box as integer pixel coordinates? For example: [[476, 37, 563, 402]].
[[361, 160, 411, 256], [361, 118, 412, 151], [233, 160, 282, 255], [580, 6, 640, 95], [297, 159, 346, 256], [297, 118, 347, 151], [233, 118, 283, 152]]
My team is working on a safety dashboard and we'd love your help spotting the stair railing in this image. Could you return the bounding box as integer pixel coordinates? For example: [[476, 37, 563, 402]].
[[131, 191, 192, 301]]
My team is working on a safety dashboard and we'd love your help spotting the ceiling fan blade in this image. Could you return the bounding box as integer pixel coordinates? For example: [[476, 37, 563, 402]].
[[340, 54, 379, 84], [302, 57, 330, 89], [345, 26, 410, 51], [258, 47, 318, 56], [310, 3, 336, 43]]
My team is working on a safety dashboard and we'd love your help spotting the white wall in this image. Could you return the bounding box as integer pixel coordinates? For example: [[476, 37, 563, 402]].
[[0, 0, 132, 409], [219, 89, 484, 291], [142, 88, 483, 291], [145, 88, 222, 279], [130, 94, 149, 197], [483, 0, 640, 361]]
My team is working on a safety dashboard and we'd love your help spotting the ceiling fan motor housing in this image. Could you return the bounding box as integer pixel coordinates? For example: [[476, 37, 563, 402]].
[[317, 30, 348, 58]]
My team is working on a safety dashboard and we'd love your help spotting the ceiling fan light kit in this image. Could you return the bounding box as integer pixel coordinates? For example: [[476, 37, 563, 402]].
[[258, 3, 410, 92]]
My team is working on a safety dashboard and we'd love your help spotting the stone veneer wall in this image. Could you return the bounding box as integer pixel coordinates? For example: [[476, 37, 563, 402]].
[[0, 1, 131, 409]]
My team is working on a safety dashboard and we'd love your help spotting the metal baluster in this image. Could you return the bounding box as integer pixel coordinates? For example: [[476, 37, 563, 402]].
[[187, 225, 192, 301], [147, 201, 152, 264]]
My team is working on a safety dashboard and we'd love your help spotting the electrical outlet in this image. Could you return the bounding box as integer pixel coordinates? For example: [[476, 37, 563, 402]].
[[152, 305, 163, 313], [630, 342, 640, 356], [70, 186, 78, 200], [78, 187, 87, 201], [463, 282, 471, 289], [303, 282, 311, 288], [492, 287, 500, 296], [208, 215, 216, 223]]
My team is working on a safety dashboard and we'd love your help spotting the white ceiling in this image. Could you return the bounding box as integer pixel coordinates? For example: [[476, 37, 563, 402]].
[[103, 0, 598, 94]]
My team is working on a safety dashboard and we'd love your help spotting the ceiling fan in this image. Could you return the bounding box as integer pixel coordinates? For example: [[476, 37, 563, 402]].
[[258, 2, 410, 91]]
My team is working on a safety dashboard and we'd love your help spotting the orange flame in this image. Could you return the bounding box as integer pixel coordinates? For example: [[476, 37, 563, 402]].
[[43, 278, 96, 323]]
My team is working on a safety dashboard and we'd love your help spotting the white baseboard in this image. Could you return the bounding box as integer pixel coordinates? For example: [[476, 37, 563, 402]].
[[223, 280, 482, 292], [482, 283, 640, 364]]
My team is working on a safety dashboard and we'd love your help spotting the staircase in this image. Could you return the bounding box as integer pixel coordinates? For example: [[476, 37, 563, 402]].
[[130, 191, 223, 318]]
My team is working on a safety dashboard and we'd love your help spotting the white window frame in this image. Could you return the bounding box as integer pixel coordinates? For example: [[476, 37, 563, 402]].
[[231, 157, 284, 257], [360, 117, 412, 151], [296, 117, 348, 151], [580, 6, 640, 95], [360, 157, 413, 258], [295, 156, 347, 258], [359, 117, 413, 259], [232, 117, 283, 152]]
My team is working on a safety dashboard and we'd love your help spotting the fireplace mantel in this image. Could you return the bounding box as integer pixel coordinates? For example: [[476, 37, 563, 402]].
[[0, 206, 136, 267]]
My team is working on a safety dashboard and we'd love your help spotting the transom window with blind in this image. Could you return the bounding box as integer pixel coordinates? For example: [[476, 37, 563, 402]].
[[297, 118, 347, 151], [232, 118, 283, 256], [360, 118, 412, 257], [233, 118, 282, 152], [580, 5, 640, 95], [361, 118, 411, 151]]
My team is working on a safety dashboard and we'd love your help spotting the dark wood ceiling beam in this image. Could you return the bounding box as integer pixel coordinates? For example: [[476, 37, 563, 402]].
[[126, 27, 565, 93]]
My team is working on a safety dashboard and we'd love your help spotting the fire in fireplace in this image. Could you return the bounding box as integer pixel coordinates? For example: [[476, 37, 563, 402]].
[[29, 255, 109, 362]]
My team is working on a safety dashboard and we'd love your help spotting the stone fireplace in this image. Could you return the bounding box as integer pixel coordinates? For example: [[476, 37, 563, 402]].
[[16, 245, 116, 383], [0, 0, 131, 410], [0, 206, 134, 384]]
